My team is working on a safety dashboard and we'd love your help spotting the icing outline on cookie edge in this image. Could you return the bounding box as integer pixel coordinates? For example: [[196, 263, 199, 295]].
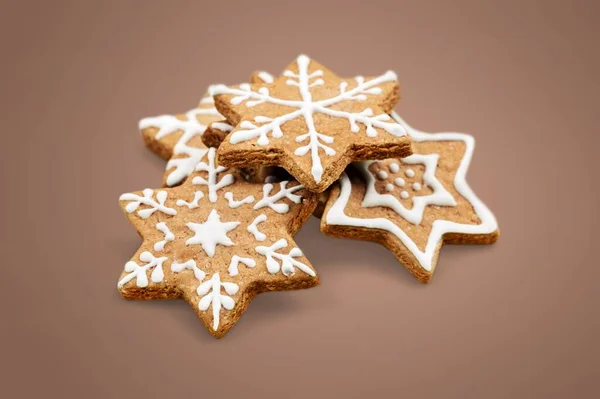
[[324, 111, 498, 273]]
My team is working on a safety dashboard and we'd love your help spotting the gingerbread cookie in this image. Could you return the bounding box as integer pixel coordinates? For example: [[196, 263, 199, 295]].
[[139, 93, 222, 187], [202, 121, 283, 185], [202, 72, 275, 149], [210, 55, 412, 193], [118, 147, 319, 338], [321, 112, 499, 283], [139, 72, 275, 187]]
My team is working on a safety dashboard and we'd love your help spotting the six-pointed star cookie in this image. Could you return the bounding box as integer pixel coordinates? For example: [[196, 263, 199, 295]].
[[210, 55, 413, 193], [321, 112, 499, 283], [118, 147, 319, 338], [139, 72, 275, 187]]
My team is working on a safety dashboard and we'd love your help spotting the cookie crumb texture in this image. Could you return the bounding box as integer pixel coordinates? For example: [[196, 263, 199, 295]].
[[118, 147, 319, 338], [321, 114, 498, 283], [212, 55, 413, 193]]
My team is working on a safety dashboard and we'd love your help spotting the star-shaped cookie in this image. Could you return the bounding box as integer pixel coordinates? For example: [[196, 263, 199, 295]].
[[321, 112, 499, 283], [118, 147, 319, 338], [210, 55, 413, 193], [139, 72, 275, 187]]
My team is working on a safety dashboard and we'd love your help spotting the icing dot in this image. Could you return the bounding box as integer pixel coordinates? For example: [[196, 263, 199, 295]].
[[405, 169, 415, 178], [394, 178, 405, 187], [385, 183, 394, 192], [412, 183, 422, 191], [400, 191, 409, 199], [376, 170, 388, 180], [389, 163, 400, 173]]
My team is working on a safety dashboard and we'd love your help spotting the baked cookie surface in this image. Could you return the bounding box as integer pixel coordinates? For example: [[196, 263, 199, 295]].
[[211, 55, 412, 192], [118, 147, 319, 338], [321, 112, 498, 283], [139, 72, 275, 187]]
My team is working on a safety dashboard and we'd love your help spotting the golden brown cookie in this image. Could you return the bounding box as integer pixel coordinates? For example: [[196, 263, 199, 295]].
[[201, 72, 275, 149], [139, 72, 275, 187], [139, 93, 222, 187], [118, 147, 319, 338], [201, 120, 232, 148], [210, 55, 413, 193], [320, 112, 499, 283]]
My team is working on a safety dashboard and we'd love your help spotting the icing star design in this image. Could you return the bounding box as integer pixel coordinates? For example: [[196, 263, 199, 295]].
[[139, 72, 275, 187], [359, 153, 456, 225], [210, 54, 412, 193], [118, 147, 319, 338], [321, 112, 499, 283], [186, 209, 240, 257]]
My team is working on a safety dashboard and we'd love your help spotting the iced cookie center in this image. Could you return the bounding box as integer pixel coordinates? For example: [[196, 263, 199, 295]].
[[186, 209, 241, 257], [372, 161, 433, 207]]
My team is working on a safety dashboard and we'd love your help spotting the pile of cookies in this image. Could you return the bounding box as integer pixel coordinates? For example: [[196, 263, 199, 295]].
[[118, 55, 499, 338]]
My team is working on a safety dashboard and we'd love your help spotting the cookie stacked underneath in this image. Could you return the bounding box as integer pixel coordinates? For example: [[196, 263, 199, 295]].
[[118, 55, 499, 338]]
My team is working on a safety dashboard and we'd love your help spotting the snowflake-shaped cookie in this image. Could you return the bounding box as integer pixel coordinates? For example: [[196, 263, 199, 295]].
[[321, 112, 499, 283], [118, 147, 318, 338], [210, 55, 412, 192], [139, 72, 275, 187]]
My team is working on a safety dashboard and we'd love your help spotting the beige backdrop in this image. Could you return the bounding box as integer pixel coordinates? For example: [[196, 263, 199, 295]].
[[1, 0, 599, 398]]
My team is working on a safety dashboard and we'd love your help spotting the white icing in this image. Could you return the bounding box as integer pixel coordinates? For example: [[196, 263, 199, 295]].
[[211, 122, 234, 133], [224, 192, 255, 208], [139, 104, 221, 187], [210, 55, 406, 183], [377, 170, 388, 179], [247, 214, 267, 241], [197, 273, 239, 331], [254, 181, 303, 213], [171, 259, 206, 281], [118, 251, 167, 288], [154, 222, 174, 251], [228, 256, 256, 276], [358, 154, 456, 225], [176, 191, 204, 209], [257, 71, 274, 83], [192, 147, 234, 202], [389, 163, 400, 173], [385, 183, 394, 192], [120, 189, 177, 219], [412, 183, 422, 191], [394, 178, 405, 187], [405, 169, 415, 178], [186, 209, 240, 257], [256, 239, 315, 277], [324, 112, 499, 272]]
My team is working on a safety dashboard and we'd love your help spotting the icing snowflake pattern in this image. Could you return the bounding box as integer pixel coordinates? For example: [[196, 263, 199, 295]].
[[139, 96, 221, 187], [119, 189, 177, 219], [192, 147, 234, 202], [118, 147, 318, 337], [211, 55, 407, 183], [118, 251, 167, 288]]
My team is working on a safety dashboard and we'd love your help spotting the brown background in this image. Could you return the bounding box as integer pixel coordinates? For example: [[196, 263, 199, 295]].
[[1, 0, 599, 398]]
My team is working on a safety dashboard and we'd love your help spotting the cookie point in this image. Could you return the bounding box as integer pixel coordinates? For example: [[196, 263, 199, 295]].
[[208, 84, 227, 96], [385, 70, 398, 81], [297, 54, 310, 63]]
